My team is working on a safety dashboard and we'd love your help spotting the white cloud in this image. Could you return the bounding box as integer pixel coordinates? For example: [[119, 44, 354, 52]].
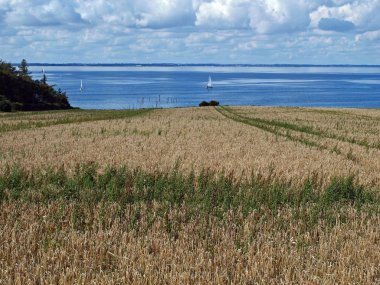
[[195, 0, 250, 29], [133, 0, 195, 28], [355, 30, 380, 42], [75, 0, 195, 28], [310, 0, 380, 31], [249, 0, 313, 34], [0, 0, 380, 64], [4, 0, 84, 27], [194, 0, 313, 33], [76, 1, 134, 26], [4, 0, 380, 33], [185, 32, 230, 46], [235, 40, 258, 51]]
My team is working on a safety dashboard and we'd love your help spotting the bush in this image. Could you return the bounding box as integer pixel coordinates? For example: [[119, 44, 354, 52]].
[[11, 102, 23, 112], [199, 100, 220, 107], [0, 95, 12, 112]]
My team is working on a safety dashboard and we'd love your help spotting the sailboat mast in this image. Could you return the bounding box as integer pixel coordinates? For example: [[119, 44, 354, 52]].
[[207, 75, 213, 89]]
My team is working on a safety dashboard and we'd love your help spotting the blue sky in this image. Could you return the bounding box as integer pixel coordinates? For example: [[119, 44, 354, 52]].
[[1, 0, 380, 64]]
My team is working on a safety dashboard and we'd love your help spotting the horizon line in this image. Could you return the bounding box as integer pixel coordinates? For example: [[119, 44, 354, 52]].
[[24, 63, 380, 67]]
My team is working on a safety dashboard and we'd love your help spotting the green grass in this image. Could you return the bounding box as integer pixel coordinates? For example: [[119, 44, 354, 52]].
[[0, 108, 152, 133], [0, 163, 378, 231]]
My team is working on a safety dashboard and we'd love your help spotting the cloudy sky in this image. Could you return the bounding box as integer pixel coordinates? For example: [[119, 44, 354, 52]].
[[1, 0, 380, 64]]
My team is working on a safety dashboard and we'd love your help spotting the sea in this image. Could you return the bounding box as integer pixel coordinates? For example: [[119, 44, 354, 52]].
[[29, 65, 380, 109]]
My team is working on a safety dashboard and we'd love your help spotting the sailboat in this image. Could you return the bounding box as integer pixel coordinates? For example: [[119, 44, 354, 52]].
[[80, 80, 84, 92], [206, 75, 213, 89]]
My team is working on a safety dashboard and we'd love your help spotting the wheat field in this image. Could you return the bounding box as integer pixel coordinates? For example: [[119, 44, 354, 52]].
[[0, 106, 380, 284], [2, 107, 380, 186]]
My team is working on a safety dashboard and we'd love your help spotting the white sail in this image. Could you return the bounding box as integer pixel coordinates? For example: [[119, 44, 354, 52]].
[[80, 80, 84, 92], [207, 75, 213, 88]]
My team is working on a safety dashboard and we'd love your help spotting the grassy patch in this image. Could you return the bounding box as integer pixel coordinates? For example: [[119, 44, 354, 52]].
[[0, 108, 152, 133], [0, 163, 377, 225]]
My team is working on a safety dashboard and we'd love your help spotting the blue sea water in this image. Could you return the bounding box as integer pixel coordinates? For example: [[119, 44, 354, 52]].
[[30, 65, 380, 109]]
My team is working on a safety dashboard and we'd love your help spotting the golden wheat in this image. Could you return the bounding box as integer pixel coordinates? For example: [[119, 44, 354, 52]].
[[0, 202, 379, 284], [1, 107, 380, 187], [1, 106, 380, 284]]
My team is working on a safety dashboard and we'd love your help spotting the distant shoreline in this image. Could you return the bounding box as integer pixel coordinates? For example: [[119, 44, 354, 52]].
[[23, 63, 380, 68]]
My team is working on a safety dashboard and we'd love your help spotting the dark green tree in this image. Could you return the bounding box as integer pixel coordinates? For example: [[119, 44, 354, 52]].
[[42, 73, 47, 85], [0, 60, 16, 75], [0, 58, 72, 112], [18, 59, 31, 78]]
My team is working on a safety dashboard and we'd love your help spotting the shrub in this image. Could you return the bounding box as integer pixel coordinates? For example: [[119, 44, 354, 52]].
[[11, 102, 23, 112], [0, 95, 12, 112], [199, 100, 220, 107]]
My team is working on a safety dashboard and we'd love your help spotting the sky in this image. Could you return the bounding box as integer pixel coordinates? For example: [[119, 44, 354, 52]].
[[0, 0, 380, 64]]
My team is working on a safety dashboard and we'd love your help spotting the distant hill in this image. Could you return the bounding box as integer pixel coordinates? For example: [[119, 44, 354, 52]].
[[0, 59, 72, 112]]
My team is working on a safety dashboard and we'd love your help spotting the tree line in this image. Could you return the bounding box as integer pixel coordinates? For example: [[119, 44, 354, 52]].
[[0, 59, 72, 112]]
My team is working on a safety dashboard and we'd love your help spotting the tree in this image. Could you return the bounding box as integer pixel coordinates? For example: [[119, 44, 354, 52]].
[[0, 59, 16, 75], [42, 73, 47, 85], [18, 59, 31, 78], [0, 58, 72, 111]]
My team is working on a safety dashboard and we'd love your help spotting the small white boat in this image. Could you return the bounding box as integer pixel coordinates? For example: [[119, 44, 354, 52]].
[[206, 75, 213, 89], [80, 80, 84, 92]]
